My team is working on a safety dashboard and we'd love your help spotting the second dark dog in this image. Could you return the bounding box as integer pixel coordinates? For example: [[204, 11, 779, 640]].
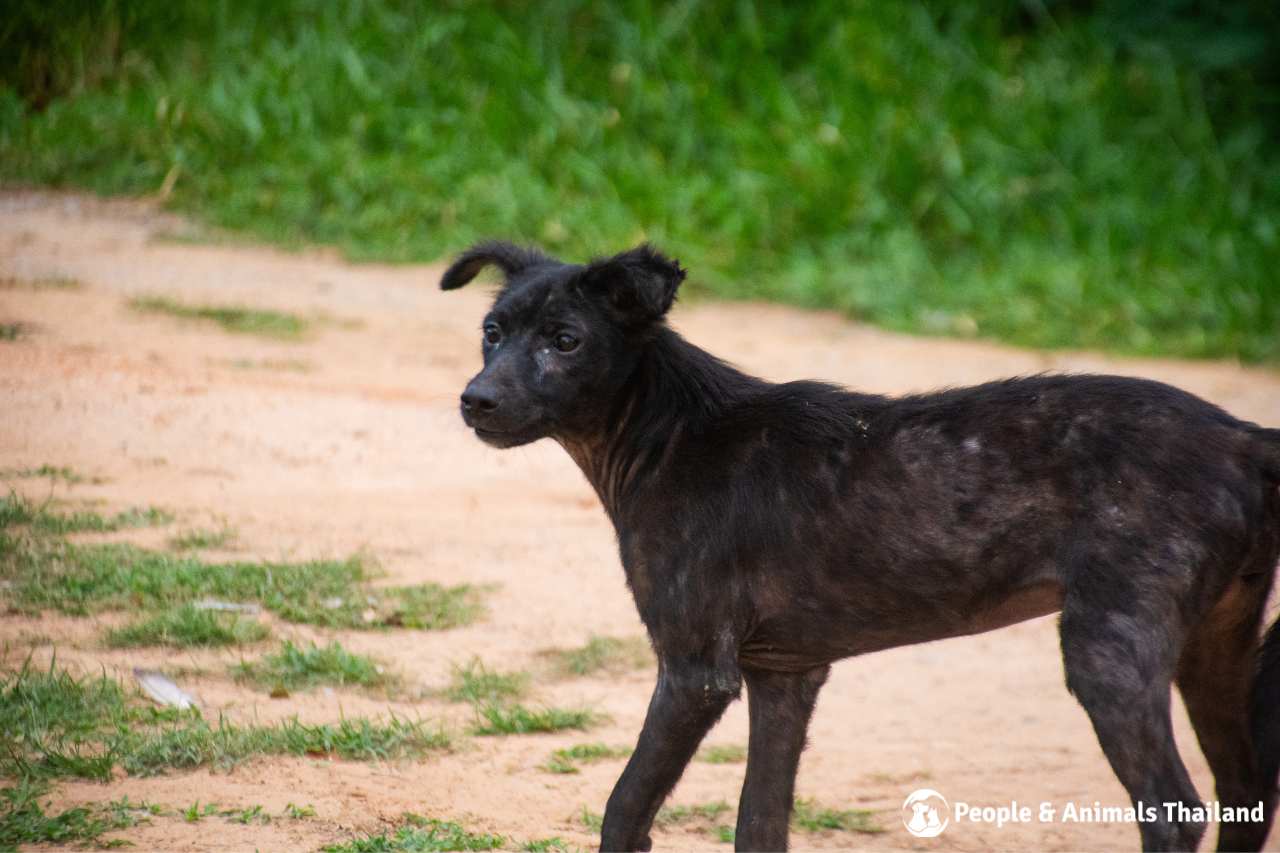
[[442, 241, 1280, 852]]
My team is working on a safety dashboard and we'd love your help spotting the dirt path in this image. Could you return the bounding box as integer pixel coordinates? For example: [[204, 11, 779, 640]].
[[2, 190, 1278, 852]]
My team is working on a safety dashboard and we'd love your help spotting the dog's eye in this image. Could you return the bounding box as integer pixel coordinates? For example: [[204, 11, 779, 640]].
[[483, 324, 502, 345], [554, 333, 579, 353]]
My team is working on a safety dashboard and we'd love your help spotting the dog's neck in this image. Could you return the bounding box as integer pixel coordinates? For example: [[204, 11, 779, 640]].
[[558, 326, 764, 521]]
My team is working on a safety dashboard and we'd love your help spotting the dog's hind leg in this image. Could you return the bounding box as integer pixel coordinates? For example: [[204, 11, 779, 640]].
[[734, 665, 830, 852], [1060, 554, 1205, 851], [1177, 570, 1276, 852]]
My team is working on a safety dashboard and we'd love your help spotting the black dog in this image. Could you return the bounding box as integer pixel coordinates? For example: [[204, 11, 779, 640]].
[[442, 241, 1280, 852]]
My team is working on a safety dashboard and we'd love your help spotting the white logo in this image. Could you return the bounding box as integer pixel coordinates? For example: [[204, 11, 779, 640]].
[[902, 789, 950, 838]]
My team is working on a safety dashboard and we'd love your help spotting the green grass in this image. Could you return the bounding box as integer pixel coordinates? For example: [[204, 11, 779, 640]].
[[443, 658, 599, 739], [470, 704, 599, 737], [0, 781, 139, 850], [383, 584, 487, 630], [0, 494, 172, 535], [654, 800, 732, 828], [520, 838, 571, 852], [182, 802, 218, 822], [37, 505, 173, 535], [1, 465, 85, 484], [540, 635, 652, 678], [130, 713, 450, 772], [0, 659, 132, 782], [284, 802, 316, 820], [105, 603, 270, 648], [221, 804, 269, 825], [0, 503, 487, 630], [3, 2, 1279, 362], [790, 798, 883, 835], [224, 357, 312, 373], [543, 743, 630, 774], [443, 659, 528, 705], [168, 527, 236, 551], [0, 659, 451, 784], [129, 296, 307, 339], [233, 640, 391, 692], [323, 814, 505, 853], [578, 808, 603, 834], [697, 743, 747, 764], [105, 795, 165, 822], [0, 275, 82, 291], [123, 713, 451, 775]]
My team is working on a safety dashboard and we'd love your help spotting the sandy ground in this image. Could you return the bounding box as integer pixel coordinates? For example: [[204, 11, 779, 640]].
[[1, 189, 1278, 852]]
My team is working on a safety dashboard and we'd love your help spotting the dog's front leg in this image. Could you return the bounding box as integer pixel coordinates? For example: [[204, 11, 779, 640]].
[[735, 665, 830, 852], [600, 658, 741, 852]]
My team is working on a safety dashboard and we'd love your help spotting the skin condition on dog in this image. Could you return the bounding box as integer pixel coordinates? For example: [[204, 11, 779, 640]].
[[442, 241, 1280, 853]]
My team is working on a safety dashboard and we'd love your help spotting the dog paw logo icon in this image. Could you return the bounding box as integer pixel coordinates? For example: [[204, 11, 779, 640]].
[[902, 789, 949, 838]]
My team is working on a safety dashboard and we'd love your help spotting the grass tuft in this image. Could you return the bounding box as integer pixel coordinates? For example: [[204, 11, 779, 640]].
[[0, 494, 172, 535], [284, 802, 316, 820], [1, 465, 85, 484], [578, 808, 603, 834], [168, 527, 236, 551], [0, 275, 82, 291], [0, 514, 486, 630], [697, 743, 747, 764], [224, 357, 312, 373], [0, 781, 137, 849], [444, 659, 528, 705], [323, 814, 505, 853], [0, 323, 27, 341], [790, 798, 883, 835], [376, 583, 486, 630], [105, 795, 165, 821], [471, 704, 599, 737], [233, 641, 391, 692], [119, 714, 451, 775], [221, 804, 269, 825], [129, 296, 307, 340], [0, 658, 130, 782], [0, 659, 450, 783], [654, 800, 731, 828], [182, 802, 218, 822], [105, 603, 270, 648], [540, 635, 653, 678], [543, 743, 630, 774]]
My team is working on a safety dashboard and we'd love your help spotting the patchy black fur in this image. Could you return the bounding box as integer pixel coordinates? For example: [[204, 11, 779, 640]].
[[442, 242, 1280, 852]]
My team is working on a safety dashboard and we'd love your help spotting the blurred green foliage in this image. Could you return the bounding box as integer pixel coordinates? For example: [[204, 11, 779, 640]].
[[1, 0, 1277, 361]]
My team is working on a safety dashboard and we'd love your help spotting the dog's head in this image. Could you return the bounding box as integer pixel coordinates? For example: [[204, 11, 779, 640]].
[[440, 241, 686, 448]]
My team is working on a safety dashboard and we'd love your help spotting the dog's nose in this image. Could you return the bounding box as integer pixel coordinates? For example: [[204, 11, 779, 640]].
[[460, 388, 499, 414]]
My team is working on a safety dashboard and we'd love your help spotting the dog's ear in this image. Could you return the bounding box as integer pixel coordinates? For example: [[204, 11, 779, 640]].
[[439, 241, 552, 290], [577, 244, 686, 325]]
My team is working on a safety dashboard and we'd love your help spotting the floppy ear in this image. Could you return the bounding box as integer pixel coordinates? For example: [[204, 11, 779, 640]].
[[439, 241, 553, 290], [577, 244, 686, 325]]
